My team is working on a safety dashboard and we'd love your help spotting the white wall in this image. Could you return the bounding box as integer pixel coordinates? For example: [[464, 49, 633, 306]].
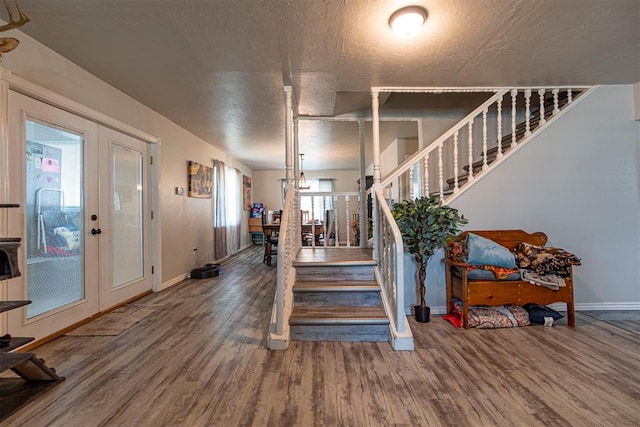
[[1, 29, 253, 286], [416, 85, 640, 311]]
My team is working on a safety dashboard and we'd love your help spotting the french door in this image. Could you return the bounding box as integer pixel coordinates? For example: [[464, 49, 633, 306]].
[[6, 91, 152, 339]]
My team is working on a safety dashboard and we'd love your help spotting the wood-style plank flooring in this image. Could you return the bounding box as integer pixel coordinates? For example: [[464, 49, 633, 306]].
[[2, 245, 640, 426]]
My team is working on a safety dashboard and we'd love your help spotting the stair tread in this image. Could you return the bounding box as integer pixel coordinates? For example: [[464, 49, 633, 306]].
[[294, 281, 379, 292], [291, 305, 387, 320]]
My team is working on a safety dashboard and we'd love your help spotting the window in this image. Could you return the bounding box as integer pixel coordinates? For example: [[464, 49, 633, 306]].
[[299, 178, 335, 221]]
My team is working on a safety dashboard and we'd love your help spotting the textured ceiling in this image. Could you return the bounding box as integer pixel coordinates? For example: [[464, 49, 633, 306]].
[[9, 0, 640, 170]]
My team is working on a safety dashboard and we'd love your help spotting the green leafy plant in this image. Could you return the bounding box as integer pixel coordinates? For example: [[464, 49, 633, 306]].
[[391, 196, 468, 310]]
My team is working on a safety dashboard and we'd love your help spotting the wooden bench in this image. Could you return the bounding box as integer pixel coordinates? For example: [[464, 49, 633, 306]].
[[444, 230, 575, 329]]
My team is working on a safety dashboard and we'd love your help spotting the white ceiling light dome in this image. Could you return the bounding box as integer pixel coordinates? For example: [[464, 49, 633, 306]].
[[389, 5, 428, 38]]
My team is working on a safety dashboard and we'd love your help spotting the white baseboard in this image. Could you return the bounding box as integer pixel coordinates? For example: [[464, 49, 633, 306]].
[[405, 302, 640, 317], [552, 302, 640, 311]]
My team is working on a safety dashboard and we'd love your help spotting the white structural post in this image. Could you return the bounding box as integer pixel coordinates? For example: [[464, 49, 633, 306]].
[[372, 90, 381, 185], [359, 120, 366, 247], [371, 90, 380, 260], [293, 118, 299, 189], [284, 86, 293, 184]]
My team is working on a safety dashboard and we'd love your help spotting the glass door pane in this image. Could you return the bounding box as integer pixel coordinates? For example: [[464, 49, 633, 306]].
[[25, 119, 84, 318], [111, 144, 143, 287]]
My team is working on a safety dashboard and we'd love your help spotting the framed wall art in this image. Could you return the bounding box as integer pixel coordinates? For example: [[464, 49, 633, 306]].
[[188, 160, 212, 198], [243, 175, 252, 210]]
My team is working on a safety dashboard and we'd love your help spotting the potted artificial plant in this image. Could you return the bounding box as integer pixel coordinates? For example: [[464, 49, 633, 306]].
[[391, 196, 467, 323]]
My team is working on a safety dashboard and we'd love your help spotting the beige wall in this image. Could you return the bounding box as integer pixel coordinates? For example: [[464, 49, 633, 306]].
[[253, 169, 361, 210], [2, 28, 253, 286]]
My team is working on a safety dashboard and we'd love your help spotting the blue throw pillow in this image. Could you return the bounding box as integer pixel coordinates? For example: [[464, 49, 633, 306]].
[[465, 233, 517, 268]]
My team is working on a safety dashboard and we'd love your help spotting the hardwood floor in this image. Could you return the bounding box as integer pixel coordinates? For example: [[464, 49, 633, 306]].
[[2, 245, 639, 426]]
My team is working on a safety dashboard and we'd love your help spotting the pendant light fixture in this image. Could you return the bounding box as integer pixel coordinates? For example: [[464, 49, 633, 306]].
[[299, 153, 310, 189]]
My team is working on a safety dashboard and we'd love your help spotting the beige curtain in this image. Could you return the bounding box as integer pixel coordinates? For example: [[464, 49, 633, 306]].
[[213, 160, 227, 259]]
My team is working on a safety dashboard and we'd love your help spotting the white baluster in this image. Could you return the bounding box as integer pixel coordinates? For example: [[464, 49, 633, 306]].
[[553, 88, 560, 115], [345, 196, 351, 247], [496, 96, 503, 158], [424, 156, 430, 196], [467, 120, 474, 181], [482, 107, 488, 170], [408, 163, 414, 201], [438, 143, 444, 200], [568, 89, 573, 104], [453, 131, 459, 192], [333, 194, 338, 247], [511, 89, 517, 148], [538, 89, 546, 125], [322, 196, 327, 247], [310, 197, 315, 248], [524, 89, 532, 137]]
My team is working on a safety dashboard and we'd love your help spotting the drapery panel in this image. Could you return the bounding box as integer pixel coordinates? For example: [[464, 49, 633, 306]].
[[213, 160, 242, 260], [226, 166, 242, 255]]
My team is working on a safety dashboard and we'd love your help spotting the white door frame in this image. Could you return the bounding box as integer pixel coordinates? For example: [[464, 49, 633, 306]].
[[0, 68, 162, 336]]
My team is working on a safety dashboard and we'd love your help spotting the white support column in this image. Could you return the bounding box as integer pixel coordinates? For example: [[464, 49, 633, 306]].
[[358, 120, 366, 247], [371, 90, 381, 185], [371, 90, 380, 260], [417, 119, 424, 199], [284, 86, 294, 184], [293, 118, 299, 189]]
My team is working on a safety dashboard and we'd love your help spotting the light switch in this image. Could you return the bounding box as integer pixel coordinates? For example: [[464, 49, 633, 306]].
[[175, 186, 185, 195]]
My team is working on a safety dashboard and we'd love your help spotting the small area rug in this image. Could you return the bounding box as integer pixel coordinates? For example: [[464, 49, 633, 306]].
[[66, 304, 163, 336]]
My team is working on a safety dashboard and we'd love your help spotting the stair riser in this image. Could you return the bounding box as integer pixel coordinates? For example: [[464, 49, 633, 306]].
[[290, 324, 389, 342], [296, 266, 374, 282], [294, 291, 381, 307]]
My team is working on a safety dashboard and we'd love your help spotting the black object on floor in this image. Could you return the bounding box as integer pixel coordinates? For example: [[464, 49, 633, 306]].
[[190, 263, 222, 279]]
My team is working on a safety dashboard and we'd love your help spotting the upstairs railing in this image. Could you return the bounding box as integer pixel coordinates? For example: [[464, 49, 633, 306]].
[[298, 191, 362, 247], [268, 182, 299, 349], [380, 87, 593, 204]]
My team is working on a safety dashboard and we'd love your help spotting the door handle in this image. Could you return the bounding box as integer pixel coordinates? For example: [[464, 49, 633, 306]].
[[91, 228, 102, 235]]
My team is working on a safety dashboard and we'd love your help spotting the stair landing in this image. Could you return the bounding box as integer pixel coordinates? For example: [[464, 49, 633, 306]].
[[293, 247, 375, 266]]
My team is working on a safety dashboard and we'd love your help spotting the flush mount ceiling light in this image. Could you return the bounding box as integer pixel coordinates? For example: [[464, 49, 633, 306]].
[[389, 5, 428, 38]]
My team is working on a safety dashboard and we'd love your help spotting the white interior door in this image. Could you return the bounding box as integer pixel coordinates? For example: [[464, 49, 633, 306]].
[[97, 127, 152, 310], [7, 92, 153, 340], [7, 91, 100, 338]]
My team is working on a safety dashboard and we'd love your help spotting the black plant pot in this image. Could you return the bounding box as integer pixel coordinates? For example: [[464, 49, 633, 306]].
[[414, 306, 431, 323]]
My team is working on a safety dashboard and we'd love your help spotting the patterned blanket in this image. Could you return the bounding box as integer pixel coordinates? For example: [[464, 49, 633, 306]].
[[514, 242, 581, 278]]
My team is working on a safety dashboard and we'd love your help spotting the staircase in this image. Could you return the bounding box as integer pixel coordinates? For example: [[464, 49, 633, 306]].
[[289, 248, 390, 342], [445, 90, 580, 192]]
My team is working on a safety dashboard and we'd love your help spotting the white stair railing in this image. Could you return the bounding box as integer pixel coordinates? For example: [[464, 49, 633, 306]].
[[373, 187, 413, 350], [268, 183, 299, 350], [380, 86, 593, 205], [298, 191, 361, 247]]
